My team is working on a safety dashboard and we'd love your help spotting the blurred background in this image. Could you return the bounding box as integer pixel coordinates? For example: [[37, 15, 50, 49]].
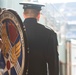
[[0, 0, 76, 75]]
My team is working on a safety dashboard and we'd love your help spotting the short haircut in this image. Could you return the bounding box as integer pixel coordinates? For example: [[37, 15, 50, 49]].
[[24, 8, 40, 18]]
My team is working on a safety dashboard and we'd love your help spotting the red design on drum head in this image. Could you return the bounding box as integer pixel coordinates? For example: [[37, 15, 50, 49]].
[[7, 60, 11, 70], [8, 21, 18, 44]]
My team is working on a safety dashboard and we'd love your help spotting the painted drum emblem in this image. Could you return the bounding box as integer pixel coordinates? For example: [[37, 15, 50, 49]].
[[0, 9, 25, 75], [7, 60, 11, 70]]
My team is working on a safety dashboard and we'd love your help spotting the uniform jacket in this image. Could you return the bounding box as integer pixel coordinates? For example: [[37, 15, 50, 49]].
[[23, 18, 59, 75]]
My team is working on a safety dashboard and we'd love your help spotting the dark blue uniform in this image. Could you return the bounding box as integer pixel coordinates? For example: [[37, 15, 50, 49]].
[[23, 18, 59, 75]]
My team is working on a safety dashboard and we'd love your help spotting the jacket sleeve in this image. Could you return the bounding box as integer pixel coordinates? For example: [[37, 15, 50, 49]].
[[47, 30, 59, 75]]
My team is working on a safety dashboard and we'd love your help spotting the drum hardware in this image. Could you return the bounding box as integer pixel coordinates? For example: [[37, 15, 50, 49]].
[[0, 8, 5, 15]]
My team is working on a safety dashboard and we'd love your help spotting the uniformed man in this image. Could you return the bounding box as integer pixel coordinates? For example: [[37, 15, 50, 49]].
[[20, 2, 59, 75]]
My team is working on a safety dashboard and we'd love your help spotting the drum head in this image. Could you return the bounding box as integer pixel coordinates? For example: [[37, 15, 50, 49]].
[[0, 9, 25, 75]]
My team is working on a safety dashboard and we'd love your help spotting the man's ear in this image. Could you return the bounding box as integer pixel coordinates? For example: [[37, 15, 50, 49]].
[[37, 12, 40, 21], [23, 12, 26, 19]]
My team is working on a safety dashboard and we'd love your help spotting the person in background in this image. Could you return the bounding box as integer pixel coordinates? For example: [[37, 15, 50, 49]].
[[20, 2, 59, 75]]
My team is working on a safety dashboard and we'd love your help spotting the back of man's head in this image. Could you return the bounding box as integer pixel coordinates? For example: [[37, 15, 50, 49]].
[[24, 8, 39, 18]]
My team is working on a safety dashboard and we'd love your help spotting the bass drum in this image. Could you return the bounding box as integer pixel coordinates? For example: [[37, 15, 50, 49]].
[[0, 9, 27, 75]]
